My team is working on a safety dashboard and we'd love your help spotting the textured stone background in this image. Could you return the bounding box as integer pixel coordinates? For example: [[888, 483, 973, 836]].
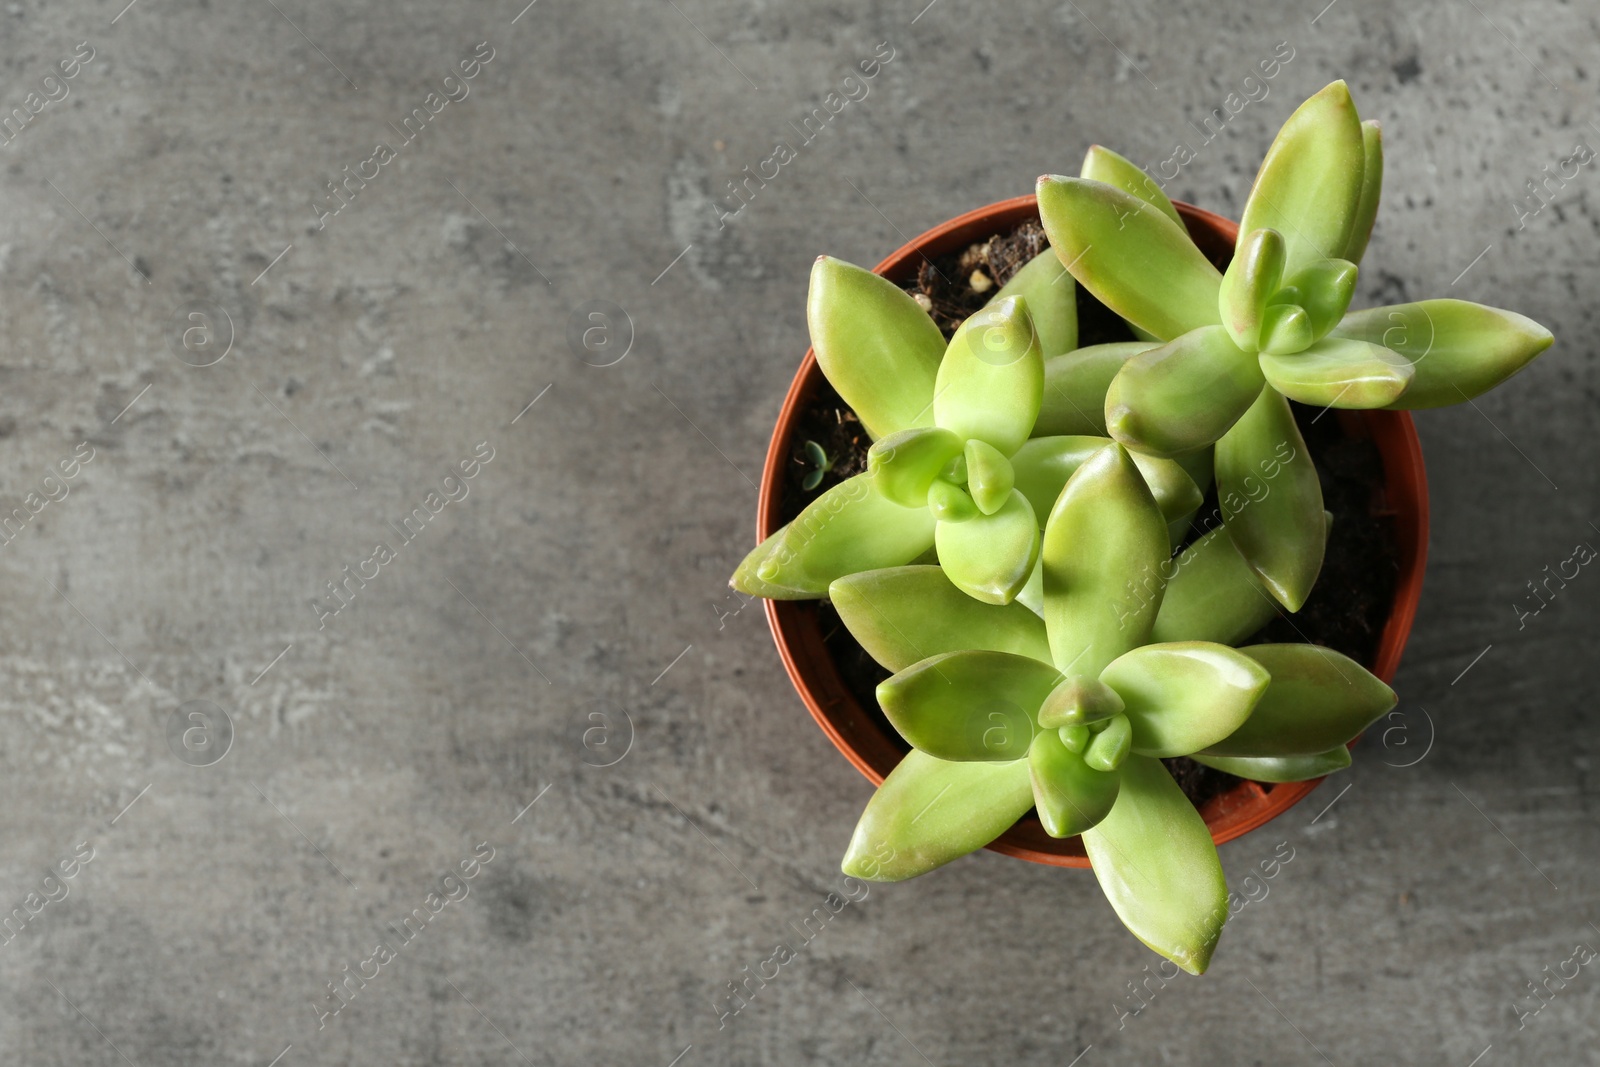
[[0, 0, 1594, 1064]]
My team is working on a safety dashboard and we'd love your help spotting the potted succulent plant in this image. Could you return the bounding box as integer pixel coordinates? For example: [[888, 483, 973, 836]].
[[732, 81, 1552, 973]]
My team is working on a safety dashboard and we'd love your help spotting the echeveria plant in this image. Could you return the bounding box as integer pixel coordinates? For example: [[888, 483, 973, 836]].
[[731, 79, 1554, 972], [830, 443, 1394, 973], [1036, 79, 1553, 612], [733, 255, 1201, 604]]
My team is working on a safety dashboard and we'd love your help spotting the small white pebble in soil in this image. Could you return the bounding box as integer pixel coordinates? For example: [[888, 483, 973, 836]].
[[912, 292, 934, 311], [968, 269, 993, 293]]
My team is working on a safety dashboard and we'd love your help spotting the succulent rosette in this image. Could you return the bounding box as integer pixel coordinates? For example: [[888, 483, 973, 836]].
[[729, 79, 1554, 972], [830, 441, 1395, 974]]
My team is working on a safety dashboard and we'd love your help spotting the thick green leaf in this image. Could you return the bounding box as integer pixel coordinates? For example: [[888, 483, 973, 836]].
[[1203, 644, 1397, 758], [841, 751, 1034, 881], [1036, 176, 1223, 342], [1150, 525, 1280, 645], [965, 438, 1015, 515], [1083, 713, 1133, 771], [1237, 80, 1366, 278], [1039, 674, 1126, 727], [876, 650, 1061, 761], [1036, 343, 1160, 437], [1192, 747, 1351, 782], [1083, 755, 1228, 975], [1105, 325, 1265, 457], [935, 489, 1040, 605], [1342, 119, 1384, 264], [1219, 228, 1286, 353], [1100, 642, 1270, 758], [935, 296, 1044, 456], [868, 427, 965, 508], [1284, 258, 1358, 342], [830, 566, 1052, 671], [990, 250, 1078, 357], [927, 479, 979, 522], [1080, 144, 1183, 227], [1259, 336, 1414, 408], [729, 535, 816, 600], [809, 256, 946, 439], [1012, 436, 1202, 530], [1331, 300, 1555, 409], [1041, 443, 1169, 676], [1030, 729, 1121, 838], [731, 474, 935, 598], [1258, 303, 1313, 355], [1216, 389, 1324, 612]]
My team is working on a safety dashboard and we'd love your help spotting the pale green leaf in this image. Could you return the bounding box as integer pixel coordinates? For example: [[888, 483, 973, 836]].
[[1342, 119, 1384, 263], [989, 250, 1078, 357], [1331, 299, 1555, 409], [730, 474, 934, 598], [1283, 258, 1358, 342], [965, 438, 1015, 515], [935, 489, 1040, 605], [1258, 302, 1313, 355], [809, 256, 946, 439], [1100, 642, 1270, 757], [877, 650, 1062, 761], [841, 751, 1034, 881], [868, 427, 965, 508], [1219, 227, 1286, 353], [1038, 675, 1126, 728], [1105, 326, 1265, 457], [830, 566, 1052, 671], [1037, 176, 1222, 342], [1012, 435, 1202, 529], [1083, 755, 1228, 975], [1080, 144, 1183, 226], [1192, 747, 1351, 782], [1041, 443, 1169, 676], [935, 296, 1044, 456], [1030, 728, 1121, 838], [1237, 80, 1366, 277], [1259, 336, 1414, 408], [1036, 343, 1159, 437], [1215, 389, 1324, 612], [1202, 644, 1396, 758], [1150, 525, 1280, 646]]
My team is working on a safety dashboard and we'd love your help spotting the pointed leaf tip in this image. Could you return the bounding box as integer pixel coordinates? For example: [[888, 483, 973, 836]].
[[808, 256, 946, 439], [1239, 81, 1366, 278], [842, 751, 1034, 881], [1037, 176, 1222, 342], [829, 566, 1052, 672], [1203, 644, 1396, 758], [1083, 755, 1227, 974]]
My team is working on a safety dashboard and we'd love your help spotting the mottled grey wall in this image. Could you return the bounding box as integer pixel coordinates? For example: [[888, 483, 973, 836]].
[[0, 0, 1594, 1064]]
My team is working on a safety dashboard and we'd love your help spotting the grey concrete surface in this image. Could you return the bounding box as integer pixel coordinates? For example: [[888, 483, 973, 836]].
[[0, 0, 1594, 1063]]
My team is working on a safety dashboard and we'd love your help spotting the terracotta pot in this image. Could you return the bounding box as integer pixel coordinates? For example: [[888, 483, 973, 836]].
[[757, 193, 1429, 868]]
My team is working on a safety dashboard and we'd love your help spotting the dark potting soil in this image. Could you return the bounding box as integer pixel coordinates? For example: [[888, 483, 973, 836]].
[[782, 219, 1399, 820], [904, 219, 1139, 347]]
